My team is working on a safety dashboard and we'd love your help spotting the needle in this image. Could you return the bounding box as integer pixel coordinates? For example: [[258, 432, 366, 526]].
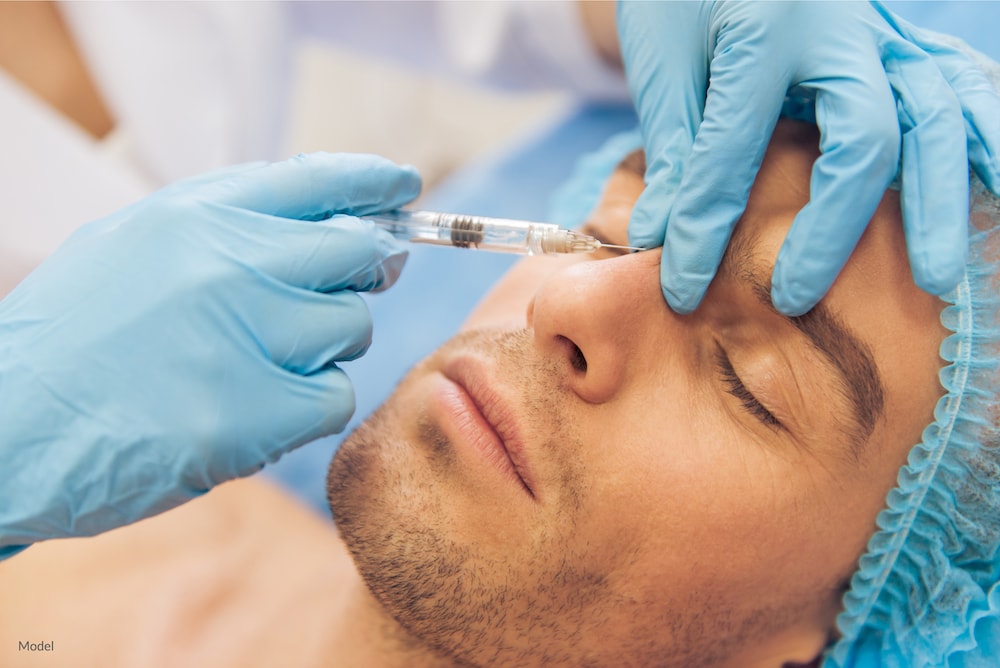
[[597, 242, 646, 252]]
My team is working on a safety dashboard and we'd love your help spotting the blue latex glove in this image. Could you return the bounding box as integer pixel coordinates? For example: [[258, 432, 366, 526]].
[[619, 1, 1000, 315], [0, 153, 420, 559]]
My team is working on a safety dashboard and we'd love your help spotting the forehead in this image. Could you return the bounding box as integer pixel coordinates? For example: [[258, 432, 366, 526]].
[[710, 122, 948, 469]]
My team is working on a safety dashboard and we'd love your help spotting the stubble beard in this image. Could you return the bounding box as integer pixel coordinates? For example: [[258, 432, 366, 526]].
[[326, 330, 617, 666], [325, 330, 804, 667]]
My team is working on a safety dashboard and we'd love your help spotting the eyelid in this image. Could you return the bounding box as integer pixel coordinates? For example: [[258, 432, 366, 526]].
[[713, 342, 782, 430]]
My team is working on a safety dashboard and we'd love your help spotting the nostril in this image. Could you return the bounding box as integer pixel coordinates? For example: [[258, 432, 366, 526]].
[[558, 335, 587, 373]]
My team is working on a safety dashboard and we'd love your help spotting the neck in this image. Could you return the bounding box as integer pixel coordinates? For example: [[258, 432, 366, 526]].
[[325, 538, 454, 668]]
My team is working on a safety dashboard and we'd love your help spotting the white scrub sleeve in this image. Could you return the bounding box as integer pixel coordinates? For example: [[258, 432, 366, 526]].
[[59, 1, 627, 185], [290, 1, 629, 102], [59, 2, 292, 185]]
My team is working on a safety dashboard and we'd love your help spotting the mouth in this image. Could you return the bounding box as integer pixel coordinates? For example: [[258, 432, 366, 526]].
[[439, 357, 536, 499]]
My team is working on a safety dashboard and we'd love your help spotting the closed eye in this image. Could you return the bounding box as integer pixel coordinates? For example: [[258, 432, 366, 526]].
[[714, 343, 781, 429]]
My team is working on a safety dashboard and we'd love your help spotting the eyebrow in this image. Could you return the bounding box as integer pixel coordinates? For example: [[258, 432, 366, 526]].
[[719, 225, 886, 463]]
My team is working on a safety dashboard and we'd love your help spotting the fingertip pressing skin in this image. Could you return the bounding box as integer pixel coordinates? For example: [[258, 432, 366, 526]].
[[770, 213, 857, 318], [900, 174, 969, 297], [770, 270, 817, 318], [770, 88, 899, 314], [770, 206, 857, 317], [907, 235, 968, 297], [884, 35, 970, 298], [627, 181, 712, 314], [627, 185, 670, 250], [660, 276, 700, 315]]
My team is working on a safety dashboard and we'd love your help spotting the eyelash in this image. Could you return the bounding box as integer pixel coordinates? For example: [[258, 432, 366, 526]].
[[714, 344, 781, 429]]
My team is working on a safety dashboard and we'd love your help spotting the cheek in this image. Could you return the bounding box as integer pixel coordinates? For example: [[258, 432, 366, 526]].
[[567, 385, 862, 605]]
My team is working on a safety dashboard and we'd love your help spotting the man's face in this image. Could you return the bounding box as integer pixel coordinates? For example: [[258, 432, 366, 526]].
[[328, 122, 947, 667]]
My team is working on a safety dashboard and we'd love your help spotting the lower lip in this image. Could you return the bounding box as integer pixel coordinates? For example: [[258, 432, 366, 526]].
[[429, 373, 527, 492]]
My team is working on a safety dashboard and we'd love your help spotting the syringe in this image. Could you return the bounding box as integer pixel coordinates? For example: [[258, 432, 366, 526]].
[[360, 209, 642, 256]]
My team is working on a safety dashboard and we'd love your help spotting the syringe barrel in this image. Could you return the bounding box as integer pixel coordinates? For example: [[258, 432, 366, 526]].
[[362, 210, 596, 255]]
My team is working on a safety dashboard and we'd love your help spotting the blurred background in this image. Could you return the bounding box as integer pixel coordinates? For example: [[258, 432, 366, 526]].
[[280, 1, 1000, 196], [283, 39, 571, 193]]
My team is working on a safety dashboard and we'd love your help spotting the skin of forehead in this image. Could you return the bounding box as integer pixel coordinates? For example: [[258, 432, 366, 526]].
[[734, 122, 945, 473], [464, 118, 947, 499]]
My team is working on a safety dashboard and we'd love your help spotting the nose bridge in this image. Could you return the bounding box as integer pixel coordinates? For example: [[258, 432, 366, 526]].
[[529, 251, 666, 403]]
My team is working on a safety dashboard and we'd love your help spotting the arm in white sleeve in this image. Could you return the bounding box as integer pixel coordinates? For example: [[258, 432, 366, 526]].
[[288, 1, 629, 102]]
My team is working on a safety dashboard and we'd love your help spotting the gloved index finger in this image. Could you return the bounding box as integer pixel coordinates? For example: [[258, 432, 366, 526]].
[[199, 152, 422, 221], [771, 70, 900, 316], [618, 1, 709, 253], [884, 37, 969, 297], [657, 10, 790, 313]]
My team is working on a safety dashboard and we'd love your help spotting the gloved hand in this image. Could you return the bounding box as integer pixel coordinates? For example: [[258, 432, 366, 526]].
[[619, 1, 1000, 315], [0, 153, 420, 559]]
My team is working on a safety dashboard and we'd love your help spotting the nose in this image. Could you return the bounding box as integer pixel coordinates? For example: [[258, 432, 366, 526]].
[[527, 250, 667, 404]]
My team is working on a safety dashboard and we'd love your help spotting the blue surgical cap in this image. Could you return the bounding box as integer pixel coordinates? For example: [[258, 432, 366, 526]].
[[547, 48, 1000, 668], [827, 48, 1000, 668], [828, 169, 1000, 668]]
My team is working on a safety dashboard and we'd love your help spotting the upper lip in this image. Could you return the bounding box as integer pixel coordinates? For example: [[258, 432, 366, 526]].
[[442, 356, 536, 498]]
